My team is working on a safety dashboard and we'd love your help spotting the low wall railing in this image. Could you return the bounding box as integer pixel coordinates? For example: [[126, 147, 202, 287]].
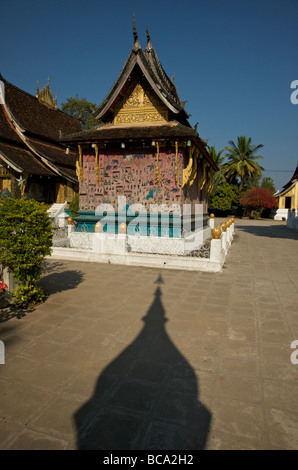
[[287, 209, 298, 231], [55, 214, 235, 272], [209, 215, 235, 264]]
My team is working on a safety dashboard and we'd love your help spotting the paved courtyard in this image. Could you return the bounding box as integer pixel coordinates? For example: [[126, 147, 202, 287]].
[[0, 218, 298, 450]]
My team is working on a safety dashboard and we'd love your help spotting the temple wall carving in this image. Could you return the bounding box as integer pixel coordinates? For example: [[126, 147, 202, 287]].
[[79, 149, 185, 211]]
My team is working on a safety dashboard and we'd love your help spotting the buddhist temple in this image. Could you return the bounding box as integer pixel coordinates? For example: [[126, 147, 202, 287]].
[[274, 164, 298, 220], [0, 75, 82, 203], [61, 19, 218, 234]]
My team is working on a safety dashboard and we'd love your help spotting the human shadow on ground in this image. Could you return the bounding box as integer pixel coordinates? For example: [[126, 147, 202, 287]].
[[74, 274, 212, 450], [236, 222, 298, 240]]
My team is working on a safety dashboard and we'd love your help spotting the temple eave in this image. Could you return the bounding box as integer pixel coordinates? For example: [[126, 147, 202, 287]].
[[61, 123, 197, 144]]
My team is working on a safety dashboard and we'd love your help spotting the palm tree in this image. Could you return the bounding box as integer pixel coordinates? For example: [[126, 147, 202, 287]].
[[207, 145, 226, 184], [208, 145, 225, 167], [223, 136, 264, 189]]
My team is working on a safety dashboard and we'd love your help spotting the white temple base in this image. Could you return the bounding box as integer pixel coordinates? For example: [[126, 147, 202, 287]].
[[48, 224, 234, 273], [274, 208, 289, 220]]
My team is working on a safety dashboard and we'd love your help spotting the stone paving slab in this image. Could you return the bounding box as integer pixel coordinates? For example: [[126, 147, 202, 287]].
[[0, 218, 298, 450]]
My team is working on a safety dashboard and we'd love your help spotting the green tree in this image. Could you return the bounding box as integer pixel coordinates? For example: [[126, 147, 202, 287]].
[[0, 198, 53, 306], [208, 145, 226, 185], [261, 176, 276, 194], [244, 173, 261, 191], [208, 145, 225, 167], [223, 136, 264, 189], [61, 95, 98, 130], [209, 181, 239, 213]]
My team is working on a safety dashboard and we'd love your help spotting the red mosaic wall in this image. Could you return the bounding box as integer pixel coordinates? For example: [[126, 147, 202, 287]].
[[79, 148, 208, 212], [80, 149, 182, 211]]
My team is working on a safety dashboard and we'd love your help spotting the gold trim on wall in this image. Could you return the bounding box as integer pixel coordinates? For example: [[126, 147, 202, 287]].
[[76, 145, 84, 183], [198, 161, 207, 191], [182, 146, 194, 188], [206, 168, 214, 194], [188, 148, 199, 188]]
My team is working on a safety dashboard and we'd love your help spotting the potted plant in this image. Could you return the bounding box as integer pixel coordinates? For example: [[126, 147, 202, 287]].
[[0, 280, 8, 308]]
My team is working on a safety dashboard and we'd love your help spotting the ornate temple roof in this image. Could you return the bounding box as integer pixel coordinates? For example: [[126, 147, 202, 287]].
[[93, 18, 190, 126], [61, 121, 217, 171], [0, 75, 82, 183], [60, 18, 217, 171]]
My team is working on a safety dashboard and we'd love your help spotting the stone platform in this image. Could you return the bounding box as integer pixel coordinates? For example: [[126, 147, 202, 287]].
[[0, 219, 298, 450]]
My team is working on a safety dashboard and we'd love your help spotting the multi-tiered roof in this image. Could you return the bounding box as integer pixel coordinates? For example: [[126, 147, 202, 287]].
[[0, 75, 82, 184], [61, 19, 217, 169]]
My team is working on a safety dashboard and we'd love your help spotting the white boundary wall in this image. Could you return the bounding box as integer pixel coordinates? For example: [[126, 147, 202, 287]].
[[287, 210, 298, 231], [49, 222, 234, 273]]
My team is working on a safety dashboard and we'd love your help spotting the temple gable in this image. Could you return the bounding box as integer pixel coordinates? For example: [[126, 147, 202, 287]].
[[114, 79, 168, 125]]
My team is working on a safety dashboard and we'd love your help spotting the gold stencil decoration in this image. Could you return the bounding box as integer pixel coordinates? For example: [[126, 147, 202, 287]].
[[76, 145, 84, 183], [188, 148, 199, 187], [207, 168, 214, 194], [198, 161, 207, 191], [114, 80, 168, 125], [182, 146, 194, 188]]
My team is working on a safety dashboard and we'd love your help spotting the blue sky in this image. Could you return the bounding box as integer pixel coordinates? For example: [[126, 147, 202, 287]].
[[1, 0, 298, 190]]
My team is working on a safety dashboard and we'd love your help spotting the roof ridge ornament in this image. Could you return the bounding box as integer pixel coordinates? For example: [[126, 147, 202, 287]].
[[145, 25, 153, 51], [132, 14, 141, 52], [36, 77, 57, 110]]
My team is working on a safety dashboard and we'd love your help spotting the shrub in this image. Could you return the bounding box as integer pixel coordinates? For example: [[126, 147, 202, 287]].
[[209, 181, 239, 213], [0, 198, 53, 307], [69, 193, 79, 217], [0, 187, 11, 199], [240, 186, 278, 218]]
